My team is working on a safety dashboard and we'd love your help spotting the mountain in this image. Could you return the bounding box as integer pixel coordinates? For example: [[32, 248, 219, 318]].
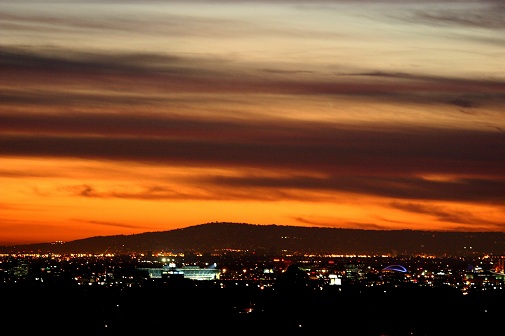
[[2, 222, 505, 256]]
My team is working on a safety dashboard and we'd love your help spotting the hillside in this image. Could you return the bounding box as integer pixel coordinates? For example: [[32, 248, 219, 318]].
[[1, 222, 505, 256]]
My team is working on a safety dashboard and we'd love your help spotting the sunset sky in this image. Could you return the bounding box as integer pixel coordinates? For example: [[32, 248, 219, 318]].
[[1, 0, 505, 245]]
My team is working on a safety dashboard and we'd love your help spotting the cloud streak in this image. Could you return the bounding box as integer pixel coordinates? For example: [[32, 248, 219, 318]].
[[2, 117, 504, 206], [410, 4, 505, 30], [3, 47, 505, 99], [72, 218, 150, 230], [1, 124, 504, 176], [390, 202, 505, 228]]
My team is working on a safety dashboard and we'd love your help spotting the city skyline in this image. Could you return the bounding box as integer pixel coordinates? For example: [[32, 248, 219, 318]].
[[1, 0, 505, 245]]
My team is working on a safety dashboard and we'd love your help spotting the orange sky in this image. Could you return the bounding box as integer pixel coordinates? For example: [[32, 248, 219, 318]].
[[1, 0, 505, 245]]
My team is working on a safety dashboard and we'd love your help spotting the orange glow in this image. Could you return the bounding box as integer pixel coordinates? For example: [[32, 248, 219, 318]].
[[1, 1, 504, 245]]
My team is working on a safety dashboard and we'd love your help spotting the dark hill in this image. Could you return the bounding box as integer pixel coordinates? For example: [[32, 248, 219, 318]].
[[1, 222, 504, 256]]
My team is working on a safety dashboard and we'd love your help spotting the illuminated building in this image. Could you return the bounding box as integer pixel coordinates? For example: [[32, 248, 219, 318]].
[[138, 262, 220, 281], [381, 264, 409, 284]]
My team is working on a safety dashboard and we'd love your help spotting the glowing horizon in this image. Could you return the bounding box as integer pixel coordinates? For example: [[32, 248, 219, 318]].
[[1, 0, 504, 245]]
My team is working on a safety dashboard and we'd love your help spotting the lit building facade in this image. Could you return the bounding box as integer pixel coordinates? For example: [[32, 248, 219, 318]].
[[138, 263, 220, 281]]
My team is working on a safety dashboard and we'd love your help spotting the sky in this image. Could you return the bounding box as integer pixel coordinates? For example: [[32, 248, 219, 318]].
[[1, 0, 505, 245]]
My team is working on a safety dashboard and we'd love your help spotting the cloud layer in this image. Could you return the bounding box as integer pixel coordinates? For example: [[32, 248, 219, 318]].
[[1, 0, 505, 244]]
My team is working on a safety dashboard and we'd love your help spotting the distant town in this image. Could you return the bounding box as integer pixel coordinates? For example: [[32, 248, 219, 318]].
[[2, 250, 504, 335], [2, 250, 505, 293], [3, 223, 505, 335]]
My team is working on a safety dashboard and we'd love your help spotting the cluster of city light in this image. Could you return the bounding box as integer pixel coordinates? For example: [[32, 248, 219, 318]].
[[2, 253, 504, 292]]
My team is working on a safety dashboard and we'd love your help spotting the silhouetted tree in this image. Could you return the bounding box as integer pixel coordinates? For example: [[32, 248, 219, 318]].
[[274, 263, 311, 293]]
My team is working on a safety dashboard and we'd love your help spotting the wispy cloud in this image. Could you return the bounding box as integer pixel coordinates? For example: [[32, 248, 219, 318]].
[[410, 4, 505, 30], [390, 201, 505, 228], [202, 175, 505, 203], [294, 216, 393, 230], [72, 218, 150, 229], [65, 184, 209, 201]]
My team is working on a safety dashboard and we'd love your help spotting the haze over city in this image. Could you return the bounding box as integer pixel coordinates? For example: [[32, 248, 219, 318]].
[[1, 0, 505, 245]]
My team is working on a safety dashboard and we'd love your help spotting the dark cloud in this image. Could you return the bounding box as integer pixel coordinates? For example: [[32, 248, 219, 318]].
[[346, 221, 394, 230], [342, 71, 505, 106], [1, 120, 504, 177], [450, 98, 475, 108], [66, 184, 204, 200], [348, 71, 505, 91], [294, 216, 396, 230], [71, 218, 149, 229], [202, 175, 505, 203], [411, 4, 505, 30], [390, 201, 505, 227], [79, 185, 96, 197], [292, 217, 342, 228], [0, 47, 200, 84], [3, 46, 505, 101], [0, 88, 243, 111], [1, 116, 504, 205]]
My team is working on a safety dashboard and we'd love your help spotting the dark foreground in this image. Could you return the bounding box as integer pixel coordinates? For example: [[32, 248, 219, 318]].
[[2, 279, 504, 336]]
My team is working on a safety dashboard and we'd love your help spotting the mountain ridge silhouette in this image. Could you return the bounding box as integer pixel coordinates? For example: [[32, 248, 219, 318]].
[[2, 222, 504, 256]]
